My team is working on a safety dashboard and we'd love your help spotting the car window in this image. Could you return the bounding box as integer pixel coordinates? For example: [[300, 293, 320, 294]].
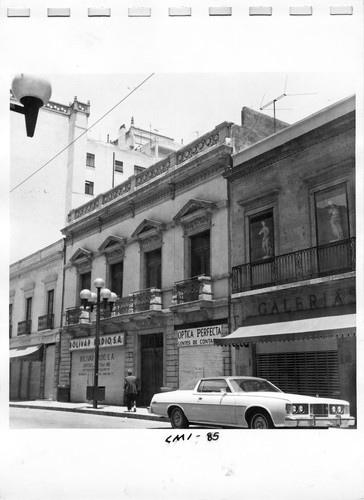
[[197, 380, 231, 393], [231, 378, 281, 393], [177, 379, 199, 390]]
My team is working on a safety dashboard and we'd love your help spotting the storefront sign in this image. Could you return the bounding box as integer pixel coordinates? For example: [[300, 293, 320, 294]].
[[177, 325, 223, 347], [69, 333, 124, 351], [257, 288, 355, 316]]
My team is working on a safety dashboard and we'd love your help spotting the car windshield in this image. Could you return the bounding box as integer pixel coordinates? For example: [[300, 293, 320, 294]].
[[230, 378, 282, 393]]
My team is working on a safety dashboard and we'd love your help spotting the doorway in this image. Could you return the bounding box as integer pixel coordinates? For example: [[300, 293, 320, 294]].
[[140, 333, 163, 407]]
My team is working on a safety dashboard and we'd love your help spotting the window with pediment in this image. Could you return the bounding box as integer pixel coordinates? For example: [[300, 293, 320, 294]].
[[132, 219, 165, 290], [173, 199, 215, 278]]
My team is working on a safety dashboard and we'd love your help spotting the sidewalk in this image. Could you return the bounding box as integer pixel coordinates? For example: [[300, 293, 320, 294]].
[[10, 399, 168, 422]]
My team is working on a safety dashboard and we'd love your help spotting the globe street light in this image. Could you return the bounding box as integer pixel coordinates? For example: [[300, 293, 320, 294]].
[[11, 74, 52, 137], [80, 278, 117, 408]]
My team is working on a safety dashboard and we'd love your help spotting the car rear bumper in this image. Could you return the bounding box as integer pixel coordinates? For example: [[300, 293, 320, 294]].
[[284, 415, 355, 428]]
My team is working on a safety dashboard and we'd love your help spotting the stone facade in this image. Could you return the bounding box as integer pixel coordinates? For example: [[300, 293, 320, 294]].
[[220, 96, 357, 416], [60, 116, 279, 406]]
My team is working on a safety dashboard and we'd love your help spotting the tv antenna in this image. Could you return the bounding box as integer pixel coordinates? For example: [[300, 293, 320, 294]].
[[260, 76, 317, 132]]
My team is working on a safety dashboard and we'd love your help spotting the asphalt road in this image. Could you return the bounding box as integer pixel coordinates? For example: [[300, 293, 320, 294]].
[[9, 407, 172, 429]]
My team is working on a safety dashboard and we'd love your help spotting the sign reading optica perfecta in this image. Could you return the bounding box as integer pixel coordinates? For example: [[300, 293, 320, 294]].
[[177, 325, 223, 347], [69, 333, 125, 351]]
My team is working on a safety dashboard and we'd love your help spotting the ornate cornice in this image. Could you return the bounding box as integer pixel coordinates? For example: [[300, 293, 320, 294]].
[[64, 145, 230, 244]]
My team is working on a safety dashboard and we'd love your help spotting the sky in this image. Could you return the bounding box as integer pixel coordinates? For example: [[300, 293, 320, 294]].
[[45, 72, 357, 147]]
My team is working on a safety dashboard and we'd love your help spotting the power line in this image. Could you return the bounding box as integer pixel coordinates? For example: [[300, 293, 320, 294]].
[[10, 73, 155, 193]]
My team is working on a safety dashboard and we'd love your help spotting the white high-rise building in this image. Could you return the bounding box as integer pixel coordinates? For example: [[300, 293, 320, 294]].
[[10, 93, 180, 262]]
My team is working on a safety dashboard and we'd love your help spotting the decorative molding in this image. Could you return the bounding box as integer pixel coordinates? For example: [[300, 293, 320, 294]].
[[103, 181, 131, 204], [21, 281, 35, 293], [173, 199, 215, 222], [176, 132, 219, 165], [135, 158, 171, 187], [237, 189, 280, 211], [182, 213, 212, 236], [69, 247, 93, 271], [41, 274, 58, 285], [131, 219, 165, 239], [140, 234, 163, 252]]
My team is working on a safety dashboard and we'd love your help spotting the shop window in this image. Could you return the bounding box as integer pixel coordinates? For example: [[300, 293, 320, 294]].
[[145, 248, 162, 289], [314, 184, 349, 245], [85, 181, 94, 195], [190, 230, 210, 277], [86, 153, 95, 167], [114, 160, 123, 173], [249, 210, 274, 262], [110, 261, 124, 298]]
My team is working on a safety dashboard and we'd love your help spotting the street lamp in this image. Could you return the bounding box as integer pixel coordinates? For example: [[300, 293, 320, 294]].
[[10, 74, 52, 137], [80, 278, 117, 408]]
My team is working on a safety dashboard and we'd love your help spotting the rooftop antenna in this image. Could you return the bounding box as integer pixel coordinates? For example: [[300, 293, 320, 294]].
[[260, 76, 317, 133]]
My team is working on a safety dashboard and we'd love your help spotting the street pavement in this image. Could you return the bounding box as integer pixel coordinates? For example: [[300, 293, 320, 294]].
[[9, 406, 171, 429], [9, 399, 167, 423]]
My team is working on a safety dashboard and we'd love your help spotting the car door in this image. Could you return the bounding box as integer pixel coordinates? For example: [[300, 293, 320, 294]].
[[195, 379, 237, 426]]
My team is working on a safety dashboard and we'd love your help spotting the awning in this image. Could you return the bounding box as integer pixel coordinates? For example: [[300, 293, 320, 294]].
[[10, 345, 43, 361], [215, 314, 356, 346]]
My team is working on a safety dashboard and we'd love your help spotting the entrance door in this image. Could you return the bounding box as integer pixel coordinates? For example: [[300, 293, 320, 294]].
[[140, 333, 163, 407], [44, 344, 56, 400]]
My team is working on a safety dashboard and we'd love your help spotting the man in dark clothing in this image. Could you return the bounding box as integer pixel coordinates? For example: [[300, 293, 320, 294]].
[[124, 369, 138, 412]]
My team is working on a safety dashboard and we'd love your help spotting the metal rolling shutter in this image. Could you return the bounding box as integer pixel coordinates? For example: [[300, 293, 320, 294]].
[[256, 351, 340, 398]]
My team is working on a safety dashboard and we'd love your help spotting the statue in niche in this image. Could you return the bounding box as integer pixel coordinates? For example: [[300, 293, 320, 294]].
[[327, 201, 344, 241], [259, 220, 272, 258]]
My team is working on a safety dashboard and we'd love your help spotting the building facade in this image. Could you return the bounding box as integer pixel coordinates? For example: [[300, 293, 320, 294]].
[[9, 239, 65, 401], [216, 96, 356, 416], [10, 92, 179, 262], [59, 113, 280, 406]]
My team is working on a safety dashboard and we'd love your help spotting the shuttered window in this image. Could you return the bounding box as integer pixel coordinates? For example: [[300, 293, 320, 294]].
[[256, 350, 340, 398]]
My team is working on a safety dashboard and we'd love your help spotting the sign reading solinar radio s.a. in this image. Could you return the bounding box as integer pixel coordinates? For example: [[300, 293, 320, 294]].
[[177, 325, 223, 347], [69, 333, 124, 351]]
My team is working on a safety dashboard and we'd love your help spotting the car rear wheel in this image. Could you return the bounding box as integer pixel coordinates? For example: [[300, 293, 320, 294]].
[[170, 407, 189, 429], [249, 411, 273, 429]]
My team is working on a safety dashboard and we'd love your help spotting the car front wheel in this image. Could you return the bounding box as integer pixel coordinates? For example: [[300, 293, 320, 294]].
[[249, 411, 273, 429], [170, 407, 189, 429]]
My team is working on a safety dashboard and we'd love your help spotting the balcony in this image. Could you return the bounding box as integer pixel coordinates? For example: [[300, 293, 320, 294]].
[[112, 289, 162, 317], [232, 238, 355, 294], [17, 320, 32, 336], [38, 314, 54, 331], [172, 276, 213, 305], [65, 307, 90, 326]]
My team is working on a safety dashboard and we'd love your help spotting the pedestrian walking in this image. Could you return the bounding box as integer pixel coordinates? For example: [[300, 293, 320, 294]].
[[124, 369, 138, 412]]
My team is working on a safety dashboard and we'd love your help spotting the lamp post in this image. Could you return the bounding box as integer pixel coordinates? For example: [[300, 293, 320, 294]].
[[10, 74, 52, 137], [80, 278, 117, 408]]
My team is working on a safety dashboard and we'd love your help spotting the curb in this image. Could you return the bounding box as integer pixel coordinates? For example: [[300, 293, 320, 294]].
[[9, 403, 168, 422]]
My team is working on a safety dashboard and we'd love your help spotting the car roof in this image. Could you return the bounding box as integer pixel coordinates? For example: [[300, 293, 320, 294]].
[[199, 376, 266, 381]]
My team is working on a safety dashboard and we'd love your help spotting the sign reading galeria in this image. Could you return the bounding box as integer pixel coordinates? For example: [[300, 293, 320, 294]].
[[177, 325, 223, 347], [69, 333, 125, 351]]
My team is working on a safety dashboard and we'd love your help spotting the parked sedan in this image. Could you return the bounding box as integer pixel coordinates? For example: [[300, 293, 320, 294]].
[[148, 376, 355, 429]]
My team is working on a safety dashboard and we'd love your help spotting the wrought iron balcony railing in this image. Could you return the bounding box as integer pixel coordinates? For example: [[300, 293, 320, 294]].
[[172, 275, 213, 305], [38, 314, 54, 331], [112, 289, 162, 316], [232, 237, 355, 294], [65, 307, 90, 326], [17, 319, 32, 336]]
